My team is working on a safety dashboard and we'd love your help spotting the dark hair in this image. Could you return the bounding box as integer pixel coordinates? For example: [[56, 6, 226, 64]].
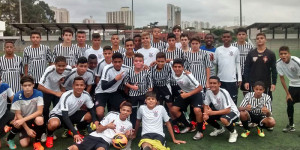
[[205, 33, 214, 39], [88, 54, 97, 60], [120, 100, 132, 109], [279, 46, 290, 53], [172, 25, 181, 32], [77, 57, 88, 65], [103, 45, 112, 51], [156, 52, 166, 60], [112, 52, 123, 60], [236, 28, 247, 34], [77, 31, 86, 34], [222, 30, 231, 36], [111, 33, 119, 38], [180, 33, 189, 39], [190, 36, 201, 43], [73, 76, 85, 84], [134, 53, 144, 59], [145, 91, 157, 99], [55, 56, 67, 63], [21, 75, 34, 85], [152, 26, 160, 30], [256, 32, 266, 38], [172, 58, 184, 67], [253, 81, 265, 89], [167, 33, 176, 40], [125, 38, 134, 44], [92, 33, 101, 39], [4, 40, 14, 46], [209, 76, 220, 82], [30, 30, 41, 37], [133, 34, 141, 39], [62, 27, 74, 36]]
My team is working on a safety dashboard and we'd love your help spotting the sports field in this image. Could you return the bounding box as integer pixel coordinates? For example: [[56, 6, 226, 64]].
[[0, 50, 299, 150]]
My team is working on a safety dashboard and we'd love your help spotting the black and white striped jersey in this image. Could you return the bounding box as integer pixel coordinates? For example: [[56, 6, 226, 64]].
[[240, 92, 272, 115], [185, 49, 212, 87], [95, 59, 111, 78], [124, 68, 153, 96], [51, 44, 82, 66], [0, 55, 23, 93], [23, 44, 52, 83], [112, 46, 126, 54], [75, 44, 91, 56], [62, 68, 95, 90], [151, 40, 167, 52], [150, 63, 172, 87], [231, 42, 253, 75], [122, 54, 135, 68]]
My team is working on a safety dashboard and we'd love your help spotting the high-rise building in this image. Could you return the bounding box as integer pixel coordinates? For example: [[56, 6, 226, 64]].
[[50, 6, 70, 23], [106, 7, 134, 26], [181, 21, 190, 29], [83, 16, 96, 23], [167, 4, 181, 29]]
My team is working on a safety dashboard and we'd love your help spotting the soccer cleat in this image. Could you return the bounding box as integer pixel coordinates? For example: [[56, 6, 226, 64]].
[[228, 130, 238, 143], [282, 124, 295, 132], [80, 129, 89, 136], [190, 121, 197, 132], [173, 125, 180, 134], [6, 139, 17, 149], [193, 131, 203, 140], [4, 125, 12, 133], [209, 127, 225, 136], [241, 130, 251, 138], [33, 142, 44, 150], [249, 123, 258, 128], [202, 122, 206, 130], [257, 127, 265, 137], [45, 136, 54, 148], [180, 127, 191, 134], [41, 133, 47, 143], [62, 129, 69, 138]]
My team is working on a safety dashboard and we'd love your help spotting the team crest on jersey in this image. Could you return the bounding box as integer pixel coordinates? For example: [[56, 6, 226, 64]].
[[165, 95, 170, 100], [120, 126, 125, 132], [95, 101, 99, 106], [1, 93, 7, 99], [263, 56, 268, 63], [154, 111, 158, 117], [217, 98, 221, 105], [149, 53, 153, 57], [253, 57, 258, 62], [290, 67, 296, 72], [229, 51, 233, 56]]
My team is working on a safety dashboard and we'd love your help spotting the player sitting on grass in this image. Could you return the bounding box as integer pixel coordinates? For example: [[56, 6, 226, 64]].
[[67, 101, 134, 150], [239, 81, 275, 138], [7, 75, 44, 150], [133, 91, 186, 150], [45, 77, 97, 148], [203, 76, 240, 143]]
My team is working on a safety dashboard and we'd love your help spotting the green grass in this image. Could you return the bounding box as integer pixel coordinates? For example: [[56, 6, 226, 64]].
[[0, 50, 299, 150]]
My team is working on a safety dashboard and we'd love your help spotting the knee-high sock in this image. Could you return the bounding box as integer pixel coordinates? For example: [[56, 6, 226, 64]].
[[287, 100, 294, 126]]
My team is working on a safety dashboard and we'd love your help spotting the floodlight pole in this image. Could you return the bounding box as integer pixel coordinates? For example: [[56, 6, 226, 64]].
[[131, 0, 134, 38], [240, 0, 242, 26], [19, 0, 22, 23]]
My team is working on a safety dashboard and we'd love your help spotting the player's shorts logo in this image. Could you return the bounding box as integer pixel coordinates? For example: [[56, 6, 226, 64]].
[[253, 57, 258, 62]]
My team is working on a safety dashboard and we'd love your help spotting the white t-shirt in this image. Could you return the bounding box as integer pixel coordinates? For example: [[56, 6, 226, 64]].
[[85, 47, 104, 63], [137, 105, 170, 137], [172, 71, 200, 93], [276, 56, 300, 87], [95, 59, 111, 78], [204, 88, 240, 116], [137, 47, 159, 66], [50, 90, 94, 116], [62, 68, 95, 90], [90, 112, 132, 144], [214, 46, 241, 82], [0, 83, 14, 118]]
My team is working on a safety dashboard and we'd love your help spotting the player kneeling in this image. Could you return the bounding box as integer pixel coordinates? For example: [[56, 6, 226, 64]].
[[67, 101, 134, 150], [239, 81, 275, 138]]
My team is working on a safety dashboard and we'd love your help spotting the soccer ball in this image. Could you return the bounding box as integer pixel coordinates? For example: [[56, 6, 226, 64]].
[[112, 134, 128, 149]]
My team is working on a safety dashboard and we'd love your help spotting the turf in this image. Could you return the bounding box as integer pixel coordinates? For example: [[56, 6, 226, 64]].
[[0, 50, 299, 150]]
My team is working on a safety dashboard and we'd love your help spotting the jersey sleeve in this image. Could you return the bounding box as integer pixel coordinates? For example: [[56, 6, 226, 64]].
[[100, 66, 110, 81], [11, 96, 21, 111], [222, 90, 232, 109], [187, 73, 200, 87], [46, 46, 52, 63], [204, 91, 211, 105], [51, 47, 57, 63], [100, 113, 113, 126], [204, 51, 213, 68], [39, 66, 51, 86], [264, 94, 272, 112], [136, 107, 143, 120], [240, 93, 250, 107], [37, 92, 44, 106], [84, 93, 94, 109], [60, 93, 69, 112], [4, 84, 14, 97], [146, 71, 153, 89], [161, 106, 170, 122], [23, 49, 29, 65], [87, 72, 95, 85], [276, 61, 284, 76]]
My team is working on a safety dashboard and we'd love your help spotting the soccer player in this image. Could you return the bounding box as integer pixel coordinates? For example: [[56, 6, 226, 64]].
[[231, 28, 253, 95], [45, 77, 97, 148], [170, 58, 204, 140], [137, 32, 160, 67], [239, 81, 275, 138], [38, 56, 72, 126], [172, 25, 182, 48], [95, 46, 113, 84], [94, 52, 130, 120], [134, 91, 186, 150], [67, 101, 134, 150], [0, 41, 23, 93], [52, 27, 82, 67], [84, 33, 103, 62], [201, 33, 216, 76], [124, 53, 153, 127], [180, 33, 191, 53], [123, 38, 135, 67], [276, 46, 300, 132], [87, 54, 98, 74], [214, 31, 241, 104], [244, 32, 277, 99], [75, 31, 91, 55], [151, 26, 167, 51], [203, 76, 240, 143], [23, 31, 52, 88], [133, 34, 142, 51], [7, 76, 44, 150], [111, 34, 126, 54], [62, 57, 95, 93]]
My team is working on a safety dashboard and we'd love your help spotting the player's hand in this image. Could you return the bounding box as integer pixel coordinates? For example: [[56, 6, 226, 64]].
[[115, 71, 124, 81], [205, 82, 210, 89], [270, 84, 276, 92], [74, 135, 83, 143], [238, 81, 242, 87], [148, 88, 153, 92], [143, 65, 149, 70], [261, 105, 269, 114], [58, 77, 65, 84], [209, 53, 214, 61], [206, 107, 213, 116], [203, 114, 209, 121], [286, 93, 293, 102], [13, 119, 25, 128], [180, 90, 190, 99], [26, 129, 36, 138], [150, 61, 157, 67], [107, 120, 116, 129], [173, 139, 186, 144], [246, 103, 252, 111], [131, 84, 139, 91], [184, 70, 191, 75], [55, 91, 64, 97], [244, 83, 249, 90], [166, 59, 172, 63]]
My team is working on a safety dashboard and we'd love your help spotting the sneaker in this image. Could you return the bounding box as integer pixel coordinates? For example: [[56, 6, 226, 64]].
[[4, 125, 12, 133], [241, 130, 251, 138], [33, 142, 44, 150], [283, 124, 295, 132], [41, 133, 47, 143], [173, 125, 180, 134], [209, 127, 225, 136], [267, 127, 274, 131], [193, 131, 203, 140], [45, 136, 54, 148], [180, 127, 191, 134], [257, 127, 265, 137], [228, 130, 238, 143], [6, 139, 17, 149], [61, 129, 69, 138], [190, 121, 197, 132]]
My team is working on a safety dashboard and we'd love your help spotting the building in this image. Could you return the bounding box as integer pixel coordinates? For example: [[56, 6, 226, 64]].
[[106, 7, 134, 26], [167, 4, 181, 29], [83, 16, 96, 23], [0, 21, 5, 37], [50, 6, 70, 23], [181, 21, 190, 29]]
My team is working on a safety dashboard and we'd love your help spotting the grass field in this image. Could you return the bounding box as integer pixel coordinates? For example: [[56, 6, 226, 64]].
[[0, 50, 299, 150]]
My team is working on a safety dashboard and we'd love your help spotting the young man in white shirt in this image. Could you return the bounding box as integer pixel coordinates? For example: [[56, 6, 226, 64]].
[[85, 33, 103, 62], [137, 32, 160, 67], [75, 31, 91, 55]]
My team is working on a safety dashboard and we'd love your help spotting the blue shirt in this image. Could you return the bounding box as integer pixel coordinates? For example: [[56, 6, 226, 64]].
[[200, 45, 216, 53]]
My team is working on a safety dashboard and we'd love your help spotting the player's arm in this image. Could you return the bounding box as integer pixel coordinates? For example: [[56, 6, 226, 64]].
[[62, 111, 78, 135], [238, 94, 251, 111], [14, 110, 36, 137], [205, 67, 210, 88], [243, 53, 252, 90], [101, 71, 124, 90], [166, 121, 186, 144], [96, 120, 116, 133], [279, 75, 292, 101], [208, 107, 231, 116], [133, 119, 141, 139], [14, 105, 43, 130], [38, 84, 63, 97], [86, 85, 92, 93], [23, 51, 28, 75], [95, 76, 100, 84], [24, 64, 28, 76]]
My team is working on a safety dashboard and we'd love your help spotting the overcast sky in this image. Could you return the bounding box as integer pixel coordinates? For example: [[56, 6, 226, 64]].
[[42, 0, 300, 27]]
